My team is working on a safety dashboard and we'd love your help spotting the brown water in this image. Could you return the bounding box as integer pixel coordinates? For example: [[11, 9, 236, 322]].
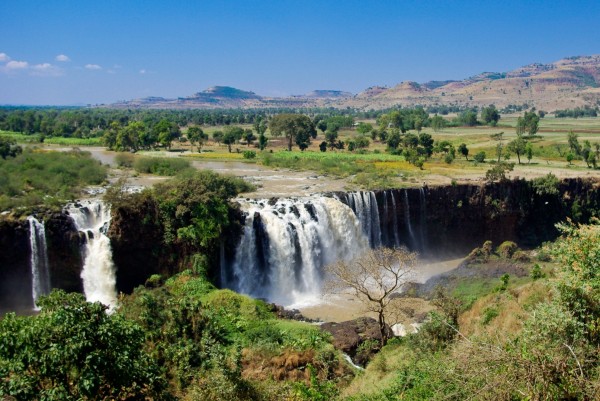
[[299, 257, 464, 323]]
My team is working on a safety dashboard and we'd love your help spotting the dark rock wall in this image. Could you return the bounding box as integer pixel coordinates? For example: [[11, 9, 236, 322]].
[[1, 178, 598, 312], [372, 178, 600, 255], [0, 218, 32, 310]]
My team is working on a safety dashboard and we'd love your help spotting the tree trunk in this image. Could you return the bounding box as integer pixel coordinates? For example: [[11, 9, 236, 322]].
[[288, 136, 293, 151], [378, 310, 387, 346]]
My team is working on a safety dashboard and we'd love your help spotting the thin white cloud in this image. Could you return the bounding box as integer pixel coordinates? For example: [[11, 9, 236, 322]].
[[85, 64, 102, 70], [139, 69, 146, 74], [0, 53, 10, 62], [6, 60, 29, 70], [31, 63, 64, 77], [55, 54, 70, 62]]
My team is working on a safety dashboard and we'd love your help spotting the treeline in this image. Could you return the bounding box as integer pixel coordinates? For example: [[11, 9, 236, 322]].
[[554, 106, 599, 118], [0, 107, 379, 139]]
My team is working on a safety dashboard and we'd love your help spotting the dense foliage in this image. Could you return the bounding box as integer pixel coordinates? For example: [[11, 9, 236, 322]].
[[342, 221, 600, 400], [0, 291, 167, 399], [0, 147, 107, 210]]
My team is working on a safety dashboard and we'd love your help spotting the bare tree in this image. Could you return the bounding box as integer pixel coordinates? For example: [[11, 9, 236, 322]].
[[324, 247, 417, 345]]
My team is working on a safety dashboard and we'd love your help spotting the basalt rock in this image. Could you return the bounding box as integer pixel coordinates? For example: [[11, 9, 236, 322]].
[[321, 317, 389, 366], [0, 217, 32, 311]]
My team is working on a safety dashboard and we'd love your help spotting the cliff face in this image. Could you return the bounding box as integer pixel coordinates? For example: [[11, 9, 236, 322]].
[[372, 178, 600, 255], [0, 218, 32, 310], [0, 212, 82, 311], [1, 178, 598, 313]]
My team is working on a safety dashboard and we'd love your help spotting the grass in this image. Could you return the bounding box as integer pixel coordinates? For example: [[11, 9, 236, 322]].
[[43, 137, 102, 146], [0, 131, 102, 146], [0, 148, 108, 211]]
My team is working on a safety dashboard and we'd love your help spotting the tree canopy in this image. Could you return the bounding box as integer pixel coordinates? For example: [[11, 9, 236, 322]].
[[268, 113, 317, 151]]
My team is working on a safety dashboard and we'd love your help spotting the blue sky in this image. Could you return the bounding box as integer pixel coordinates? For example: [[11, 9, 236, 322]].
[[1, 0, 599, 105]]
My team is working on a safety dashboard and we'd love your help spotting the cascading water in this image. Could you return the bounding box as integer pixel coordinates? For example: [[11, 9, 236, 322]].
[[27, 216, 51, 309], [389, 190, 400, 248], [342, 191, 381, 247], [403, 190, 416, 249], [418, 188, 427, 252], [225, 196, 369, 306], [67, 200, 118, 310]]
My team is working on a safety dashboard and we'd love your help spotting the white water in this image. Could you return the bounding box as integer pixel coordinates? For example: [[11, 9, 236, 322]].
[[27, 216, 51, 310], [67, 200, 118, 310], [403, 190, 416, 248], [226, 196, 369, 306], [344, 191, 382, 247]]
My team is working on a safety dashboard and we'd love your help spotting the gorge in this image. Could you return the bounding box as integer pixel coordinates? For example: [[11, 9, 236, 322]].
[[2, 177, 598, 313]]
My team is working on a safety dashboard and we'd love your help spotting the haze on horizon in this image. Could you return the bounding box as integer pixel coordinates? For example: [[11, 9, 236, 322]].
[[1, 0, 599, 106]]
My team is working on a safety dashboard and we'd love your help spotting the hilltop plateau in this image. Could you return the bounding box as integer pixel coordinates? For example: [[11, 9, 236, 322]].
[[109, 55, 600, 111]]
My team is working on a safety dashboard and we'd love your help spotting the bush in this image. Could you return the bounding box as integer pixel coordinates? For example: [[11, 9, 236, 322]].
[[496, 241, 518, 259], [473, 151, 486, 163], [481, 306, 499, 325], [242, 150, 256, 159], [133, 156, 192, 176], [530, 264, 545, 280], [114, 152, 136, 167], [0, 148, 107, 210], [0, 291, 168, 399]]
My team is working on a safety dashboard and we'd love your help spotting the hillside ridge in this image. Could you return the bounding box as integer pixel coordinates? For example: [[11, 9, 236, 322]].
[[108, 55, 600, 111]]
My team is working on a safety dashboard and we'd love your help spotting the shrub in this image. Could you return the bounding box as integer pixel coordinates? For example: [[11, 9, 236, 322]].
[[133, 156, 192, 176], [114, 152, 136, 167], [242, 150, 256, 159], [530, 264, 545, 280], [496, 241, 518, 259], [481, 306, 499, 325], [473, 151, 486, 163]]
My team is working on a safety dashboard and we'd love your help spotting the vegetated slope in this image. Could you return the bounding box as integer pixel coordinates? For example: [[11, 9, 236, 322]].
[[108, 55, 600, 111]]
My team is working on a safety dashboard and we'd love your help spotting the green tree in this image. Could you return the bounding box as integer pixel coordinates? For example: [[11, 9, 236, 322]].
[[458, 143, 469, 160], [222, 131, 237, 153], [212, 130, 224, 145], [485, 162, 514, 182], [481, 105, 500, 126], [490, 132, 504, 163], [117, 121, 146, 152], [187, 126, 208, 152], [474, 151, 486, 163], [517, 111, 540, 136], [252, 116, 267, 137], [243, 129, 255, 147], [269, 113, 316, 151], [154, 171, 252, 248], [0, 136, 22, 159], [458, 110, 478, 126], [526, 142, 533, 164], [431, 115, 446, 132], [0, 291, 167, 399], [418, 132, 434, 157], [258, 132, 268, 150], [154, 119, 181, 149], [325, 130, 339, 150], [567, 130, 581, 156], [353, 135, 370, 150], [356, 122, 373, 135], [508, 134, 528, 164]]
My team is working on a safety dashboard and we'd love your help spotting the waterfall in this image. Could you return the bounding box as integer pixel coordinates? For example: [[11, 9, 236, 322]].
[[342, 191, 381, 247], [403, 190, 416, 248], [67, 200, 118, 310], [390, 190, 400, 248], [227, 196, 368, 306], [419, 188, 427, 252], [27, 216, 51, 309]]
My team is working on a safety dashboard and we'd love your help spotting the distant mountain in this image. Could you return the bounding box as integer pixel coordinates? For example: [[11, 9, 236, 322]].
[[108, 55, 600, 111], [302, 90, 353, 99]]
